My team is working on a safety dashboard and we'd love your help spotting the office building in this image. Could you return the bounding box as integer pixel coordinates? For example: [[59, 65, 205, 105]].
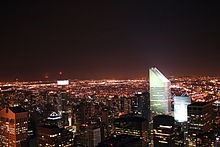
[[213, 100, 220, 132], [97, 135, 144, 147], [46, 111, 62, 127], [37, 125, 74, 147], [215, 136, 220, 147], [114, 115, 148, 142], [149, 67, 171, 117], [174, 96, 191, 122], [57, 78, 69, 117], [86, 127, 101, 147], [153, 115, 176, 147], [0, 106, 28, 147], [187, 102, 213, 146], [119, 97, 132, 115], [100, 107, 112, 140], [74, 125, 101, 147], [131, 92, 149, 119]]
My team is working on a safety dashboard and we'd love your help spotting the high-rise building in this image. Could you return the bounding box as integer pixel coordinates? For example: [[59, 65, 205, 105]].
[[149, 67, 171, 117], [119, 97, 131, 115], [100, 107, 112, 140], [153, 115, 178, 147], [74, 125, 101, 147], [57, 78, 69, 117], [45, 111, 62, 127], [0, 106, 28, 147], [174, 96, 191, 146], [37, 125, 74, 147], [131, 92, 149, 119], [114, 115, 148, 142], [213, 100, 220, 135], [215, 136, 220, 147], [187, 102, 214, 146], [97, 135, 144, 147], [86, 126, 101, 147], [174, 96, 191, 122]]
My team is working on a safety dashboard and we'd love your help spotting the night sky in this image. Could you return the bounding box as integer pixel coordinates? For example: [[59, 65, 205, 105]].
[[0, 1, 220, 81]]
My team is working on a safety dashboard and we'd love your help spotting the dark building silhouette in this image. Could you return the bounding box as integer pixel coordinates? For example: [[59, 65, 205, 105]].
[[37, 125, 74, 147], [187, 102, 214, 146], [74, 125, 101, 147], [114, 115, 148, 142], [131, 92, 149, 120], [97, 135, 144, 147], [153, 115, 176, 147]]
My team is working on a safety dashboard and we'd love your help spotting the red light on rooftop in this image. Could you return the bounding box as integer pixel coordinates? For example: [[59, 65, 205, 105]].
[[59, 72, 63, 75]]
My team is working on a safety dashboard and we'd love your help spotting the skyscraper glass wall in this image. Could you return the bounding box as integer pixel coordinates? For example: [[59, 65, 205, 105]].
[[149, 67, 171, 117]]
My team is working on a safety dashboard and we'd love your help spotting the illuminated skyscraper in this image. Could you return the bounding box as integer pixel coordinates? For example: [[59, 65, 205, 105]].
[[46, 111, 62, 127], [149, 67, 171, 117], [174, 96, 191, 122], [0, 107, 28, 147]]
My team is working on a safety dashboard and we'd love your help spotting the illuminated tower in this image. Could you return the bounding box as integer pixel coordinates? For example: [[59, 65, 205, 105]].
[[174, 96, 191, 123], [149, 67, 171, 117], [56, 72, 69, 117]]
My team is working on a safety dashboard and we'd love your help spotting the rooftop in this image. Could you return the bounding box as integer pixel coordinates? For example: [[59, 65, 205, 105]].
[[150, 67, 170, 83], [115, 115, 147, 122], [9, 106, 26, 113], [189, 102, 210, 107], [39, 125, 60, 129]]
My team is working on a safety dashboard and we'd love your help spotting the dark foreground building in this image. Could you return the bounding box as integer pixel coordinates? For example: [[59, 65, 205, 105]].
[[97, 135, 144, 147], [37, 125, 74, 147], [114, 115, 148, 142], [187, 102, 214, 146], [153, 115, 177, 147]]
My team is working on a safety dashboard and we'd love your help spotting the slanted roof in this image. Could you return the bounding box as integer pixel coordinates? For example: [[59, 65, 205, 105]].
[[150, 67, 170, 83]]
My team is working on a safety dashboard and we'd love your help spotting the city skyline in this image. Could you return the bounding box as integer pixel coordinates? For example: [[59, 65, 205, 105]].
[[0, 67, 219, 146], [0, 1, 220, 81], [0, 68, 219, 82]]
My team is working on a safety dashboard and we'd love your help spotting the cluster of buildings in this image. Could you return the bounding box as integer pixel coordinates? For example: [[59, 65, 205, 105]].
[[0, 68, 219, 146]]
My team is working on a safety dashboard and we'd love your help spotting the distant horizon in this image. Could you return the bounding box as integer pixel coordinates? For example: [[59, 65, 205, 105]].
[[0, 74, 219, 82]]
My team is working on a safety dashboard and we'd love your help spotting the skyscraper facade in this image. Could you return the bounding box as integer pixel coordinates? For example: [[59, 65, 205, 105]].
[[174, 96, 191, 122], [153, 115, 175, 146], [0, 107, 28, 147], [149, 67, 171, 117], [114, 115, 148, 142], [187, 102, 214, 146], [131, 92, 149, 119], [37, 125, 74, 147]]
